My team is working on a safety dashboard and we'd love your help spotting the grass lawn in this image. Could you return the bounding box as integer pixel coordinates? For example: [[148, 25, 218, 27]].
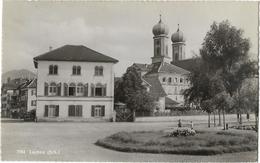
[[96, 129, 257, 155]]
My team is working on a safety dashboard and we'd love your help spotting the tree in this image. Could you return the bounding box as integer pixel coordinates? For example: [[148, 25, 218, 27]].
[[114, 66, 154, 121], [199, 20, 257, 125]]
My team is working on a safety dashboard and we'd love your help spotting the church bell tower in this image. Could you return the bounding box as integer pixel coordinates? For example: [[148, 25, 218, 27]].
[[151, 15, 170, 64], [171, 24, 186, 63]]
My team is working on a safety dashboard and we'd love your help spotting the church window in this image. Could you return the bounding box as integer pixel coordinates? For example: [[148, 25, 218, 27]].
[[168, 77, 172, 83], [180, 78, 183, 83], [175, 77, 178, 83], [157, 48, 160, 55], [162, 77, 166, 82]]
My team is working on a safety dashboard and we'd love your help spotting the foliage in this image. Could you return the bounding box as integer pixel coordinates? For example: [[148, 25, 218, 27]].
[[114, 66, 154, 112], [184, 20, 258, 126], [168, 127, 196, 137]]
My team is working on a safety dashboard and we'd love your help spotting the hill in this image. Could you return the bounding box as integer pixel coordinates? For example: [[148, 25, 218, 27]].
[[2, 69, 36, 83]]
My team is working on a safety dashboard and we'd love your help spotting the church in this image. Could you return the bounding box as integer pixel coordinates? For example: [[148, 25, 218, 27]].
[[131, 16, 197, 111]]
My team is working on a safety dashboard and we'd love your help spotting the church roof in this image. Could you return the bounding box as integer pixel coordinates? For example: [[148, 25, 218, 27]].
[[34, 45, 118, 68], [143, 76, 167, 98], [172, 58, 201, 72], [145, 62, 190, 75], [165, 97, 179, 106]]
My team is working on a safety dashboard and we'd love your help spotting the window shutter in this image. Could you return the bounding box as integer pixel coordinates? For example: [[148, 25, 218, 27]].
[[68, 105, 72, 116], [44, 83, 48, 96], [91, 84, 95, 96], [54, 65, 58, 74], [104, 84, 106, 96], [57, 83, 61, 96], [84, 84, 88, 97], [55, 105, 59, 117], [64, 83, 68, 96], [91, 106, 95, 117], [101, 106, 105, 116], [44, 105, 48, 117], [79, 105, 82, 116]]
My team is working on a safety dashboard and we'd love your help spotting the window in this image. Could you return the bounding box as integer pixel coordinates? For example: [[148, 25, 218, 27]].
[[168, 77, 172, 83], [95, 66, 103, 76], [180, 78, 183, 83], [76, 83, 84, 96], [157, 48, 160, 56], [44, 105, 59, 117], [91, 105, 105, 117], [49, 82, 57, 96], [72, 66, 81, 75], [49, 65, 58, 75], [91, 83, 106, 97], [175, 87, 177, 94], [31, 90, 36, 96], [175, 77, 178, 83], [68, 105, 82, 117], [31, 100, 36, 106], [64, 83, 88, 97], [69, 83, 76, 96], [162, 77, 166, 82]]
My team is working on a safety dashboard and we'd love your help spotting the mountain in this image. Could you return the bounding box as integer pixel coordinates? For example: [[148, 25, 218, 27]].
[[2, 69, 36, 83]]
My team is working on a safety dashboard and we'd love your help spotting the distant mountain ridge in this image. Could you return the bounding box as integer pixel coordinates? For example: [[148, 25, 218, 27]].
[[2, 69, 36, 83]]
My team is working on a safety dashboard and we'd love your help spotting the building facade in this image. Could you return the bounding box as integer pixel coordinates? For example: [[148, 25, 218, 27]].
[[33, 45, 118, 121], [19, 78, 37, 112]]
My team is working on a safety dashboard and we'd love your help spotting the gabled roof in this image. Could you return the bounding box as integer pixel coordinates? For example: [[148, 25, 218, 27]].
[[172, 58, 201, 72], [145, 62, 189, 75], [143, 76, 166, 98], [27, 78, 37, 88], [33, 45, 118, 68]]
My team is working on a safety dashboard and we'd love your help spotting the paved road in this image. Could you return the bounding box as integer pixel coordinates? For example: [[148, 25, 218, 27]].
[[1, 118, 257, 162]]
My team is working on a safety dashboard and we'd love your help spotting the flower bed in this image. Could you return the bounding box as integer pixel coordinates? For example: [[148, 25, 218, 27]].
[[168, 127, 196, 137]]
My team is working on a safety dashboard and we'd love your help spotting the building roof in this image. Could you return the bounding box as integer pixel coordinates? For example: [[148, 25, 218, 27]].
[[145, 62, 190, 75], [2, 83, 19, 90], [165, 97, 179, 107], [33, 45, 118, 68], [172, 58, 201, 72], [143, 76, 166, 98], [27, 78, 37, 88]]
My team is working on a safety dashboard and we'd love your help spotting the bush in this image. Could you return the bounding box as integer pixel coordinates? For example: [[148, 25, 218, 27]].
[[168, 127, 196, 137]]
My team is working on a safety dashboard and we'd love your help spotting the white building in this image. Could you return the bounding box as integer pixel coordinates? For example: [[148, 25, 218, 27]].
[[19, 78, 37, 112], [33, 45, 118, 121]]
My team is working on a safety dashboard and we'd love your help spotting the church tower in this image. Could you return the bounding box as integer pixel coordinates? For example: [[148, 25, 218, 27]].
[[151, 15, 170, 64], [171, 24, 186, 63]]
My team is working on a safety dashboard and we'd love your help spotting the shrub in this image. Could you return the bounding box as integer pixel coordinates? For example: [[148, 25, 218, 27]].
[[168, 127, 196, 137]]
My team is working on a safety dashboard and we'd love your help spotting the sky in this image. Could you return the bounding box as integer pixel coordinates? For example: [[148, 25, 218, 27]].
[[2, 1, 258, 77]]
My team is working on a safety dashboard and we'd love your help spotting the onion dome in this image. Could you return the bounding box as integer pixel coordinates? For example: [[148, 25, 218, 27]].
[[152, 15, 169, 36], [171, 24, 186, 43]]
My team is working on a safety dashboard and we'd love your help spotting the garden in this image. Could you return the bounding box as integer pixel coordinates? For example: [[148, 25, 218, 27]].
[[96, 128, 257, 155]]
